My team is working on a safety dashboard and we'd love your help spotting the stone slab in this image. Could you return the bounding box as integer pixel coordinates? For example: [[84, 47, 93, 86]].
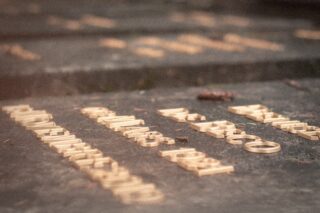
[[0, 79, 319, 212], [0, 30, 320, 99]]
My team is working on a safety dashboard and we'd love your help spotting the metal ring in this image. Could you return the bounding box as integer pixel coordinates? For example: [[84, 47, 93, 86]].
[[243, 141, 281, 154]]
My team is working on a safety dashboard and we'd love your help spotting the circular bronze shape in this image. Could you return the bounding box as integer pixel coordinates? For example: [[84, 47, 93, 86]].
[[243, 141, 281, 154]]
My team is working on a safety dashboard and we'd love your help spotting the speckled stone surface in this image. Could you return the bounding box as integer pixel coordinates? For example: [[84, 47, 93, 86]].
[[0, 79, 319, 212]]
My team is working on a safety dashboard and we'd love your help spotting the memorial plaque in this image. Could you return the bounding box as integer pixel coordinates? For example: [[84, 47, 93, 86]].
[[0, 79, 319, 212]]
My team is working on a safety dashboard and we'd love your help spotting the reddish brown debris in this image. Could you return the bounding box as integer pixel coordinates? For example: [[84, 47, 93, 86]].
[[284, 79, 310, 92], [197, 90, 234, 101], [175, 136, 188, 143]]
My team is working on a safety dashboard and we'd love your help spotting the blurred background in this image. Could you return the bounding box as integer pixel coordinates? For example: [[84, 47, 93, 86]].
[[0, 0, 319, 100]]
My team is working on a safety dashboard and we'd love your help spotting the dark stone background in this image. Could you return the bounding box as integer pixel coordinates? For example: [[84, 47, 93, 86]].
[[0, 0, 319, 99]]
